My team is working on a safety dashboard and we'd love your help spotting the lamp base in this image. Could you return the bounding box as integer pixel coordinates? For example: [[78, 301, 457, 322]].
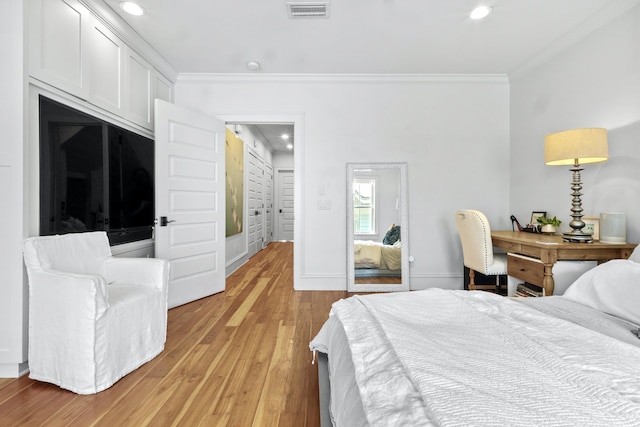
[[562, 231, 593, 243]]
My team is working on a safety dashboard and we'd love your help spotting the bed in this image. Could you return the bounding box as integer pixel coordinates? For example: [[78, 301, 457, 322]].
[[353, 239, 401, 277], [311, 255, 640, 426]]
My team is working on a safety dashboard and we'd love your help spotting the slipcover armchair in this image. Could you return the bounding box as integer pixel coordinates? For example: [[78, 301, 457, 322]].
[[23, 231, 169, 394]]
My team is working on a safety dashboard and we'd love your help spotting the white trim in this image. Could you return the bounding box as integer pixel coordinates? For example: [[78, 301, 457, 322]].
[[27, 84, 154, 238], [177, 73, 508, 85], [0, 362, 30, 379], [347, 162, 409, 293], [214, 113, 306, 290], [110, 239, 154, 257]]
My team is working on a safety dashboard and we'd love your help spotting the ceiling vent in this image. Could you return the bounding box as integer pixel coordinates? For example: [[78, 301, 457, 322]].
[[286, 2, 329, 18]]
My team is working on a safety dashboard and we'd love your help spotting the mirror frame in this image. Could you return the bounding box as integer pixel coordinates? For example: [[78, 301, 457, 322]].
[[347, 162, 409, 292]]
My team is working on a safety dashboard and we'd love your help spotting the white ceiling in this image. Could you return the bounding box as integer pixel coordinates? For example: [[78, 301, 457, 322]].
[[245, 123, 295, 154], [104, 0, 636, 75], [101, 0, 638, 151]]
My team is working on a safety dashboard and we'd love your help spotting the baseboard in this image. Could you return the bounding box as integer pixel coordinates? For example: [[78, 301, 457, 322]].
[[0, 361, 29, 378]]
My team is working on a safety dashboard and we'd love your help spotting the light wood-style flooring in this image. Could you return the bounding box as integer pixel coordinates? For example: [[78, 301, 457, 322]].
[[0, 242, 349, 426]]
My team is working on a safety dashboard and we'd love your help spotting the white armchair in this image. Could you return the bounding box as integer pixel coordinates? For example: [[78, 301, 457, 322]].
[[22, 231, 169, 394]]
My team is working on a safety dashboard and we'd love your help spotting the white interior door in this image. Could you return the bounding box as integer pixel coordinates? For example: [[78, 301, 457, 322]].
[[277, 170, 294, 241], [247, 150, 264, 257], [154, 99, 225, 308]]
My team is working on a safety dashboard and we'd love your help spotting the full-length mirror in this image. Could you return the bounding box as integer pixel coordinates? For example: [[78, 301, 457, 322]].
[[347, 162, 409, 292]]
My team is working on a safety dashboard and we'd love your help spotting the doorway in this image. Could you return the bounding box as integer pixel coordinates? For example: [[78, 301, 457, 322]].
[[223, 118, 296, 265]]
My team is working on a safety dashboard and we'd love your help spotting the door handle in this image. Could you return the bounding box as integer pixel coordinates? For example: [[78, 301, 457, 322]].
[[159, 216, 176, 227]]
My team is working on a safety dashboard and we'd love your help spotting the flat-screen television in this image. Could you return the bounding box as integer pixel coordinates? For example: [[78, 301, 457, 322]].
[[39, 96, 154, 245]]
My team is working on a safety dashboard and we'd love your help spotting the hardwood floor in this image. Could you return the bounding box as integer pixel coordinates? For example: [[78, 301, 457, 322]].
[[0, 242, 349, 426]]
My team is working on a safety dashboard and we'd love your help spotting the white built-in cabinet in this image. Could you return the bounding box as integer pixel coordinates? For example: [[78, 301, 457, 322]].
[[28, 0, 90, 98], [88, 17, 125, 114], [124, 47, 152, 128], [28, 0, 172, 130]]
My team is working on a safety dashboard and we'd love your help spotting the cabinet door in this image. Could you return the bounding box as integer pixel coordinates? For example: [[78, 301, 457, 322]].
[[29, 0, 90, 98], [124, 47, 153, 129], [87, 16, 124, 113]]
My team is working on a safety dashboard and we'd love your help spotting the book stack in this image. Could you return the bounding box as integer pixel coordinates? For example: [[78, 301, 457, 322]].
[[515, 282, 544, 298]]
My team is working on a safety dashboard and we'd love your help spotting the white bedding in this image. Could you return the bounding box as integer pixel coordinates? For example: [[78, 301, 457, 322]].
[[353, 240, 401, 270], [311, 289, 640, 426]]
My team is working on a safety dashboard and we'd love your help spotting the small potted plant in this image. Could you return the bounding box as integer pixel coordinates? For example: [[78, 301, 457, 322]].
[[536, 215, 562, 234]]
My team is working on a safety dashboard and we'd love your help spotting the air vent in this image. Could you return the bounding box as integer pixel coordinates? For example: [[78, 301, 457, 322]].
[[286, 2, 329, 18]]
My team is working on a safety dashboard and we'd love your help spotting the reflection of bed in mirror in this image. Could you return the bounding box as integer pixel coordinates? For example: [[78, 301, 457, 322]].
[[353, 240, 401, 283]]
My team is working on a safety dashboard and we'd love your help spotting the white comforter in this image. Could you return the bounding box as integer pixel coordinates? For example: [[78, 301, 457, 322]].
[[313, 289, 640, 426]]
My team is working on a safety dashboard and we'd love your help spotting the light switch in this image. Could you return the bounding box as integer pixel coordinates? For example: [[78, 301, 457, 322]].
[[317, 200, 332, 210]]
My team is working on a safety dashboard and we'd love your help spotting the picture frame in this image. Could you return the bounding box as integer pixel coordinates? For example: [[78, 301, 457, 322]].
[[530, 211, 547, 225], [582, 216, 600, 240]]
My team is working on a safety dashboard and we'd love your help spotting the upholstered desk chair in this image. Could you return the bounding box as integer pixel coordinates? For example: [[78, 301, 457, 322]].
[[23, 231, 169, 394], [455, 210, 507, 293]]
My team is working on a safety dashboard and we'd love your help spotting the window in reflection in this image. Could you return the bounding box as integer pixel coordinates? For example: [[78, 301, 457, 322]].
[[353, 177, 376, 235]]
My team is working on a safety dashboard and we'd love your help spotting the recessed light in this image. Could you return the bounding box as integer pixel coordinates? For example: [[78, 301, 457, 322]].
[[120, 2, 144, 16], [286, 144, 293, 150], [281, 134, 289, 140], [469, 6, 491, 20]]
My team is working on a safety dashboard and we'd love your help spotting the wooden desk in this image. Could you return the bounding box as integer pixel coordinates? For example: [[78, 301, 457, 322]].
[[491, 231, 636, 296]]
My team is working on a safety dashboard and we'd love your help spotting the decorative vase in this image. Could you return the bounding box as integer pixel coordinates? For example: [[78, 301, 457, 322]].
[[541, 224, 556, 234]]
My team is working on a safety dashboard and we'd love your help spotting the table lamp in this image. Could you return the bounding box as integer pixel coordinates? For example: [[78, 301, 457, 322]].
[[544, 128, 608, 242]]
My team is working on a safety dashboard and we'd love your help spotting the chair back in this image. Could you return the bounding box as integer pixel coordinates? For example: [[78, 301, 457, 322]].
[[455, 210, 495, 274], [23, 231, 112, 277]]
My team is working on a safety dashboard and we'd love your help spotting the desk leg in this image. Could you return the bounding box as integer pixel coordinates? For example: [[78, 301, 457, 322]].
[[543, 263, 555, 296]]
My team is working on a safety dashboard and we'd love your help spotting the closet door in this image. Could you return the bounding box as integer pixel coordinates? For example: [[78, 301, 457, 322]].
[[29, 0, 91, 98], [247, 150, 265, 257], [264, 163, 274, 245]]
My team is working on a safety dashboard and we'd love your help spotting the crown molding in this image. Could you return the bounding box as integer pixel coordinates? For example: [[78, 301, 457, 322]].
[[176, 73, 508, 85]]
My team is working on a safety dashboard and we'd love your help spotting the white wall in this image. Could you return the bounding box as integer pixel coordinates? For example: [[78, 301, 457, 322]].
[[0, 0, 28, 377], [175, 75, 511, 290], [273, 152, 294, 169], [510, 4, 640, 244]]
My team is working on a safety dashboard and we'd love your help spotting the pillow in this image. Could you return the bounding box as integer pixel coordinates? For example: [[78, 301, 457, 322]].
[[563, 259, 640, 326], [383, 225, 401, 245], [627, 244, 640, 263]]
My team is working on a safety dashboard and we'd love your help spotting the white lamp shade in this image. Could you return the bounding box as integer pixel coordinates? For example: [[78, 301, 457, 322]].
[[544, 128, 608, 165]]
